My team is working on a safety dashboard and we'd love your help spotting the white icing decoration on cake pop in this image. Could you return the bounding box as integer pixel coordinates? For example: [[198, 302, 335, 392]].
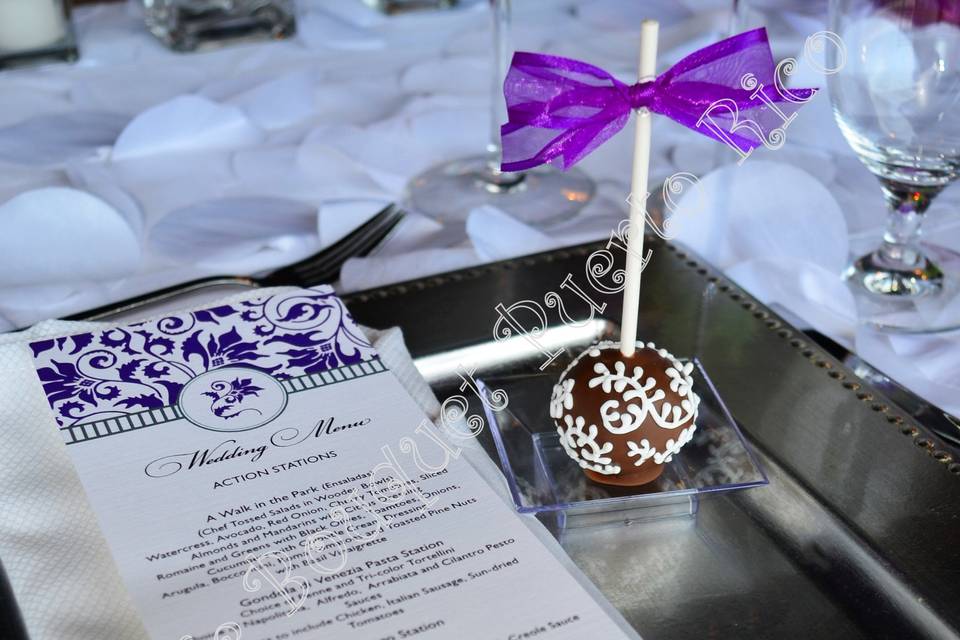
[[549, 378, 575, 419], [665, 360, 695, 395], [626, 439, 656, 465], [652, 423, 697, 464], [590, 359, 697, 433], [557, 415, 619, 475], [550, 340, 701, 474], [626, 424, 697, 467]]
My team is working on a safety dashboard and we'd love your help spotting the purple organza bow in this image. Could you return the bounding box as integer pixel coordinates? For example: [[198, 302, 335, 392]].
[[500, 28, 817, 172]]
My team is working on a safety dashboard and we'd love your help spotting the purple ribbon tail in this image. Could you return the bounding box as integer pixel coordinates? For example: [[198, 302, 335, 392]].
[[499, 28, 818, 172]]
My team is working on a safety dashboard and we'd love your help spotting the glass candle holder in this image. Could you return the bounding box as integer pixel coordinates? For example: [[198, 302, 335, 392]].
[[142, 0, 296, 52], [0, 0, 78, 70], [363, 0, 456, 14]]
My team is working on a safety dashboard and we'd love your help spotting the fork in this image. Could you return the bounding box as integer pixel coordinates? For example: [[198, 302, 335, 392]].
[[73, 203, 405, 322]]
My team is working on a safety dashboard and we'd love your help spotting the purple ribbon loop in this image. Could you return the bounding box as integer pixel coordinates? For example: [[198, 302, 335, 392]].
[[500, 28, 817, 172]]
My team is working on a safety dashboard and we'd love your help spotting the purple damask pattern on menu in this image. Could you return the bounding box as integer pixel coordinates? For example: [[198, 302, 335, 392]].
[[30, 286, 378, 427]]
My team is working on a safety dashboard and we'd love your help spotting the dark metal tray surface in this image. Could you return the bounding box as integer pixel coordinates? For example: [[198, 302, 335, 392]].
[[2, 237, 958, 640], [342, 237, 960, 640]]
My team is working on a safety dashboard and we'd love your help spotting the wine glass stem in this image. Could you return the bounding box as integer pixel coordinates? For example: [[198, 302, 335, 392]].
[[483, 0, 525, 189], [877, 179, 941, 268], [489, 0, 510, 165]]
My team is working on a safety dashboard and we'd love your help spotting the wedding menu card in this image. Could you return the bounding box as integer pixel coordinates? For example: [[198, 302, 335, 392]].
[[31, 287, 634, 640]]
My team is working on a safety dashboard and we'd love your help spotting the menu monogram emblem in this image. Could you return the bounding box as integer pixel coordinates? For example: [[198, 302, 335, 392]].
[[204, 377, 264, 419], [179, 367, 287, 433]]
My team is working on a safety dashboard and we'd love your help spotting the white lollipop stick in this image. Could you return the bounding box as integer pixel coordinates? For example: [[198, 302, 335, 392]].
[[620, 19, 659, 358]]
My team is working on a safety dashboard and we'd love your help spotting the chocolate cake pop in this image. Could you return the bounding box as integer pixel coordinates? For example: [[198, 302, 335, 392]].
[[550, 340, 699, 486]]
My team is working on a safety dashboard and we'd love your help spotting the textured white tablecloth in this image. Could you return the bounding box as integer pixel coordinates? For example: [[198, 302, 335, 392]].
[[0, 0, 957, 413]]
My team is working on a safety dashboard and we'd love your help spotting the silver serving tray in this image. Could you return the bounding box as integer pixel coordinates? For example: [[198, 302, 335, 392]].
[[342, 238, 960, 640], [5, 238, 959, 639]]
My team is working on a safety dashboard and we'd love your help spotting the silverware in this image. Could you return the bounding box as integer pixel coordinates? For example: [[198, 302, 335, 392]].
[[259, 202, 404, 286], [72, 203, 405, 323]]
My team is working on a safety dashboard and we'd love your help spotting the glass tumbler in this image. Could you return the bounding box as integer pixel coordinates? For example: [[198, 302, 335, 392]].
[[142, 0, 296, 52]]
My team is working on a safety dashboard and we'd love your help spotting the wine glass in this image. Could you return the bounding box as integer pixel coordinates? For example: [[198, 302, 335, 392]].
[[404, 0, 595, 226], [829, 0, 960, 332]]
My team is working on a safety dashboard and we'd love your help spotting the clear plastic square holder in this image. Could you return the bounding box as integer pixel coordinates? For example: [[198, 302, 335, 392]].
[[478, 359, 768, 531]]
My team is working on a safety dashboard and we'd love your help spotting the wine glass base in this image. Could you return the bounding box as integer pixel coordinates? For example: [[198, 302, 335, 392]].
[[405, 155, 595, 227], [847, 250, 944, 298], [845, 244, 960, 334]]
